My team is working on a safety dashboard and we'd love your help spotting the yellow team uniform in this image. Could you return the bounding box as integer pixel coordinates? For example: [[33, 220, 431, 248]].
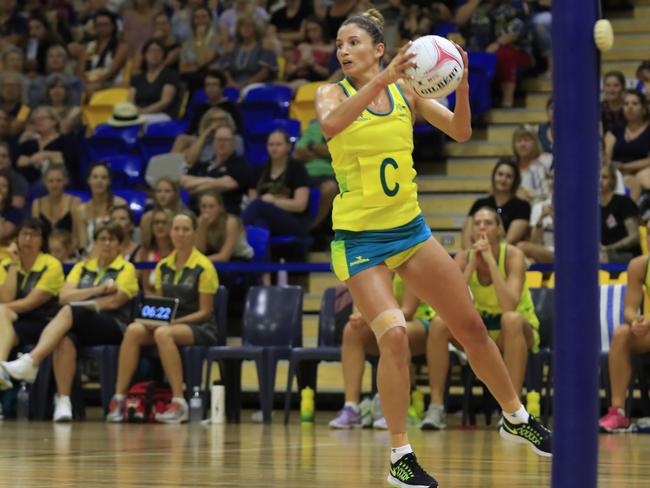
[[392, 274, 435, 329], [328, 78, 431, 281], [468, 243, 540, 352]]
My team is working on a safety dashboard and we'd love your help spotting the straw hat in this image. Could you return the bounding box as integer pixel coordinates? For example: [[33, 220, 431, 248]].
[[107, 102, 145, 127]]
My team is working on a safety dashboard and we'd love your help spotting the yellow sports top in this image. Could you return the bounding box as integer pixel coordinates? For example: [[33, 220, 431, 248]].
[[468, 243, 539, 330], [327, 78, 421, 231]]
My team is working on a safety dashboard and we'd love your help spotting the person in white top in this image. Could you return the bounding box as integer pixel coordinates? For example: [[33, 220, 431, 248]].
[[517, 169, 554, 264]]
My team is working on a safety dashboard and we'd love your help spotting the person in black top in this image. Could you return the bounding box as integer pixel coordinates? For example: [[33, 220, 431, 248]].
[[600, 162, 640, 262], [271, 0, 314, 47], [130, 39, 180, 119], [462, 158, 531, 249], [0, 141, 27, 208], [243, 130, 311, 237], [604, 89, 650, 202], [16, 106, 81, 187], [186, 69, 242, 135], [0, 170, 24, 242], [180, 125, 250, 215]]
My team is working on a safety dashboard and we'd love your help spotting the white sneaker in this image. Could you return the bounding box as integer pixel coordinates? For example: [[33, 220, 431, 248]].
[[0, 367, 13, 391], [420, 404, 447, 430], [372, 416, 388, 430], [155, 399, 189, 424], [53, 395, 73, 422], [2, 354, 39, 383]]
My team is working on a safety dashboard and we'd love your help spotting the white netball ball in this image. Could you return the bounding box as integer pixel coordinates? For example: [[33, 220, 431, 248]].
[[404, 35, 464, 99]]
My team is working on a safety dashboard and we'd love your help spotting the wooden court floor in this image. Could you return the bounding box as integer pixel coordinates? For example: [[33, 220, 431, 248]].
[[0, 412, 648, 487]]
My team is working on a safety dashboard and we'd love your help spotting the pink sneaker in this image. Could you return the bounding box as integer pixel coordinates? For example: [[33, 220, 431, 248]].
[[599, 407, 630, 432]]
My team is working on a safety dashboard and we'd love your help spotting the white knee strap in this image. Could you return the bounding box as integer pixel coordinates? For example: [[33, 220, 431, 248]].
[[370, 308, 406, 342]]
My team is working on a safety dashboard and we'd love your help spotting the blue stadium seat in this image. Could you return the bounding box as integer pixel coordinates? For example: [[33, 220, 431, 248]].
[[139, 120, 187, 163], [203, 285, 304, 423], [245, 225, 270, 262], [184, 88, 208, 122], [446, 52, 498, 115], [244, 118, 301, 166], [223, 86, 240, 103], [113, 188, 147, 223], [102, 155, 146, 188], [240, 84, 292, 134], [88, 124, 140, 161]]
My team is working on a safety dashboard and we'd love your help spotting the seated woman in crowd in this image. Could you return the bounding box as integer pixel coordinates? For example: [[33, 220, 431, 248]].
[[181, 125, 250, 216], [129, 39, 180, 122], [75, 162, 127, 253], [140, 177, 185, 250], [176, 108, 243, 168], [28, 44, 84, 108], [0, 219, 65, 390], [461, 159, 531, 249], [600, 162, 640, 263], [16, 106, 80, 186], [179, 6, 221, 91], [601, 71, 626, 135], [427, 207, 540, 430], [43, 74, 82, 135], [197, 190, 253, 262], [599, 220, 650, 432], [109, 205, 141, 262], [517, 169, 555, 264], [270, 0, 314, 48], [1, 222, 138, 422], [48, 229, 77, 264], [1, 47, 24, 75], [285, 16, 333, 91], [0, 171, 24, 243], [243, 130, 311, 238], [511, 125, 552, 203], [0, 71, 30, 137], [329, 275, 431, 430], [25, 11, 63, 76], [218, 14, 278, 91], [0, 142, 28, 209], [604, 89, 650, 202], [79, 9, 129, 95], [136, 208, 173, 295], [132, 12, 181, 75], [31, 164, 80, 248], [106, 211, 219, 424]]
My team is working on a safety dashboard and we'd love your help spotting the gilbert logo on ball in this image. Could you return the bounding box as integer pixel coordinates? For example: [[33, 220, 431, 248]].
[[405, 35, 464, 99]]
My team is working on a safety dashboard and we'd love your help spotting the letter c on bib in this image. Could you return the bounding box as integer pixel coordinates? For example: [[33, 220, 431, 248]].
[[380, 158, 399, 197]]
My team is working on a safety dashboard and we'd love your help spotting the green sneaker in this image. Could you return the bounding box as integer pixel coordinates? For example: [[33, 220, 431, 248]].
[[387, 453, 438, 488], [499, 415, 553, 457]]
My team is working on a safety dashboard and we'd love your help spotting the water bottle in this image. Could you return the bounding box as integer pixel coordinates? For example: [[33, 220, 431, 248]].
[[210, 384, 225, 424], [189, 386, 203, 423], [300, 387, 314, 423], [411, 389, 425, 420], [526, 390, 541, 418], [17, 382, 29, 421]]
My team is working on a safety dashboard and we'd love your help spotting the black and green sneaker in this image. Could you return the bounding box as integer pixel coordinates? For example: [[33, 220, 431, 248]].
[[499, 415, 553, 457], [387, 452, 438, 488]]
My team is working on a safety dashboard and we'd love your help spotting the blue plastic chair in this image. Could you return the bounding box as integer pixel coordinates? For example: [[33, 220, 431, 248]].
[[283, 287, 338, 423], [112, 188, 147, 224], [240, 84, 292, 134], [103, 155, 146, 188], [244, 118, 301, 166], [223, 86, 240, 103], [88, 124, 140, 160], [203, 285, 304, 423], [245, 225, 270, 262], [139, 120, 187, 163]]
